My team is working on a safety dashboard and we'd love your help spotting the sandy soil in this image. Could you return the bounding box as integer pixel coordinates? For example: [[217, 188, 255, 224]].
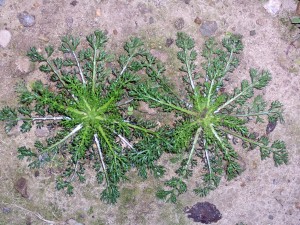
[[0, 0, 300, 224]]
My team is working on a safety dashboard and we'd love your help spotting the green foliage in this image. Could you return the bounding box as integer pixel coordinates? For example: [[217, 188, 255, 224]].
[[291, 17, 300, 24], [0, 30, 167, 204], [0, 31, 288, 204], [156, 177, 187, 203], [131, 32, 287, 202]]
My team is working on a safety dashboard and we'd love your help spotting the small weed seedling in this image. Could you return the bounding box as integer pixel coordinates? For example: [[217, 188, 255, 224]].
[[131, 32, 288, 203]]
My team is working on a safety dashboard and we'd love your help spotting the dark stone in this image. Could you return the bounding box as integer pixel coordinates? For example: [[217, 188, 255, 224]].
[[165, 38, 174, 47], [266, 120, 277, 135], [14, 177, 29, 198], [185, 202, 222, 224], [194, 17, 202, 25], [34, 170, 40, 177], [268, 215, 274, 220], [70, 0, 78, 6], [182, 0, 191, 4], [174, 18, 185, 30], [250, 30, 256, 36]]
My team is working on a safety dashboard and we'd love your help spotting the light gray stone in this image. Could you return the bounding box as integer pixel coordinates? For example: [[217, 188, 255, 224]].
[[18, 11, 36, 27], [0, 30, 12, 48], [263, 0, 282, 16]]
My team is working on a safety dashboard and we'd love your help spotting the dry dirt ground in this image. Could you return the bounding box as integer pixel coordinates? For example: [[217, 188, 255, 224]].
[[0, 0, 300, 225]]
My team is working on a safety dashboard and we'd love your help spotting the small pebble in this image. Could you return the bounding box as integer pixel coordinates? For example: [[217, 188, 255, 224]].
[[240, 181, 246, 187], [194, 17, 202, 25], [149, 17, 154, 24], [250, 30, 256, 36], [34, 170, 40, 177], [268, 215, 274, 220], [200, 21, 218, 37], [0, 30, 12, 48], [14, 177, 29, 198], [266, 120, 277, 135], [113, 29, 118, 35], [272, 178, 280, 185], [174, 18, 185, 30], [165, 38, 174, 47], [95, 8, 101, 17], [18, 11, 36, 27], [70, 0, 78, 6], [263, 0, 282, 16]]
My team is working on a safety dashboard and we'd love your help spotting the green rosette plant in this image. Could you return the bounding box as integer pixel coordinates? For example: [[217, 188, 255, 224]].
[[131, 32, 288, 203], [0, 31, 166, 204]]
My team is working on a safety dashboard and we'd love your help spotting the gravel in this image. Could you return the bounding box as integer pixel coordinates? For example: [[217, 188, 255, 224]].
[[18, 11, 36, 27]]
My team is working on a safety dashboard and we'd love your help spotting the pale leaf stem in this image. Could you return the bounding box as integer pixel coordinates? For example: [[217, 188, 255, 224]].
[[71, 51, 86, 85], [185, 127, 202, 168], [45, 123, 83, 152]]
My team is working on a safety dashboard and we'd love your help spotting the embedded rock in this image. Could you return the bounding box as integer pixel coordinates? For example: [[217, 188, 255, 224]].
[[0, 30, 12, 48], [263, 0, 282, 16], [18, 11, 36, 27], [14, 177, 29, 198], [185, 202, 222, 224], [200, 21, 218, 37]]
